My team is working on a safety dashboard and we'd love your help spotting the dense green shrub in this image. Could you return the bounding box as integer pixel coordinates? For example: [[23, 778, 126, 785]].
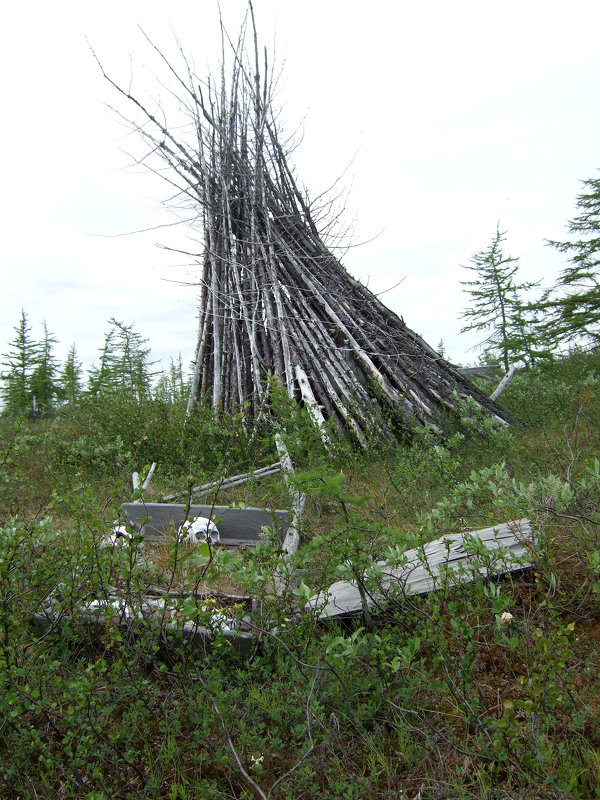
[[1, 353, 600, 799]]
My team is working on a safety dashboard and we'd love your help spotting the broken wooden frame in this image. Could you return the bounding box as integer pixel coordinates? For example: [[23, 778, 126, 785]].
[[32, 516, 536, 658], [458, 364, 517, 399], [132, 462, 156, 495], [32, 593, 256, 656], [458, 365, 502, 382], [490, 365, 517, 401], [32, 503, 289, 656], [161, 462, 282, 503]]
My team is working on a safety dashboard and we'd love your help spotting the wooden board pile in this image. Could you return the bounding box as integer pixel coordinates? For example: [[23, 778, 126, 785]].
[[99, 10, 512, 442]]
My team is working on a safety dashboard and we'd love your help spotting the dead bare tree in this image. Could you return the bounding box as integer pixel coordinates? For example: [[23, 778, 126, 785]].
[[95, 5, 512, 444]]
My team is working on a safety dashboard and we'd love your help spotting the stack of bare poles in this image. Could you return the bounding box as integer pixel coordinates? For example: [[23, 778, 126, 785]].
[[97, 8, 512, 446]]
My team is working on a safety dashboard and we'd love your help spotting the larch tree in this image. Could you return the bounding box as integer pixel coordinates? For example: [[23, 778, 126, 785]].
[[29, 321, 59, 413], [155, 354, 188, 404], [460, 226, 542, 371], [88, 319, 156, 401], [57, 344, 83, 406], [545, 173, 600, 348], [0, 310, 39, 415]]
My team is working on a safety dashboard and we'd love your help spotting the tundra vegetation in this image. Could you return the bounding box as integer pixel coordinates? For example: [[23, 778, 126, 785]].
[[1, 9, 600, 794], [0, 333, 600, 799]]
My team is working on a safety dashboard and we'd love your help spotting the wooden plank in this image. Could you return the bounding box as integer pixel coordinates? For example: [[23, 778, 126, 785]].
[[307, 519, 535, 618], [32, 598, 254, 656], [161, 463, 281, 503], [121, 502, 289, 545], [458, 365, 502, 376], [490, 365, 517, 401]]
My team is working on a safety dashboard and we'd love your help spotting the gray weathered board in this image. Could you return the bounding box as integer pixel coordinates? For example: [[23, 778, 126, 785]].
[[121, 502, 290, 546], [307, 519, 536, 618], [32, 596, 255, 656], [31, 504, 290, 657]]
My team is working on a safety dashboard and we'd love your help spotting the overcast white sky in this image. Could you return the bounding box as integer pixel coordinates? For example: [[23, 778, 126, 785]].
[[1, 0, 599, 378]]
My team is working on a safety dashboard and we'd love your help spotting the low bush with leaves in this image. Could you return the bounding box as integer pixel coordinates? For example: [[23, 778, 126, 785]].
[[1, 350, 600, 799]]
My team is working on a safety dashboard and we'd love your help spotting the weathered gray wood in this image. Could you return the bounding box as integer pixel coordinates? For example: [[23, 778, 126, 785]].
[[141, 462, 156, 491], [294, 363, 330, 444], [161, 462, 281, 503], [99, 20, 514, 445], [31, 504, 282, 659], [132, 462, 157, 500], [458, 366, 502, 376], [458, 366, 502, 384], [307, 519, 535, 618], [274, 436, 305, 556], [490, 365, 517, 401], [121, 502, 289, 546], [32, 597, 254, 656]]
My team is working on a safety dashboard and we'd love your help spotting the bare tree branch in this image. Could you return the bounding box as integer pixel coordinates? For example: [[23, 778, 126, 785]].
[[95, 8, 513, 443]]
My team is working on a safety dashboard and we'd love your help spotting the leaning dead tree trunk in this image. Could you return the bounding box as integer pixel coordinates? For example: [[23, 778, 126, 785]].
[[97, 8, 512, 443]]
